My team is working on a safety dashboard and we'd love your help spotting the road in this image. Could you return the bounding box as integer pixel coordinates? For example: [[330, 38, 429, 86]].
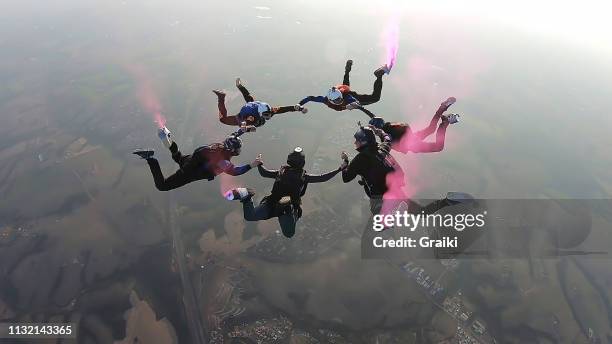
[[169, 195, 208, 344]]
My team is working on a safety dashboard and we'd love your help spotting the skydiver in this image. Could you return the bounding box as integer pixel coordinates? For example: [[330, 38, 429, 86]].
[[349, 97, 459, 153], [224, 147, 347, 238], [133, 125, 260, 191], [298, 59, 391, 111], [214, 78, 308, 127], [342, 122, 471, 217], [341, 123, 402, 214]]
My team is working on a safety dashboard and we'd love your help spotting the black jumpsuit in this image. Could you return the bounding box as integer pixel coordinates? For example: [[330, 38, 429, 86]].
[[298, 65, 384, 111], [241, 164, 342, 238], [145, 142, 251, 191]]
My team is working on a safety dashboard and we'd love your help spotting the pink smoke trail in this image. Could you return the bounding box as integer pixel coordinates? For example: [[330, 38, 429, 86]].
[[374, 13, 491, 212], [378, 14, 412, 215], [382, 15, 400, 69], [126, 65, 166, 128], [377, 169, 408, 217], [219, 173, 242, 197]]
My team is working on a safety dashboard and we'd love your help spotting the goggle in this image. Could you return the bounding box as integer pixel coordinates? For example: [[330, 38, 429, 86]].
[[327, 87, 343, 105]]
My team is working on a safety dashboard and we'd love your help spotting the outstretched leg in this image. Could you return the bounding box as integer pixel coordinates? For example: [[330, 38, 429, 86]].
[[145, 158, 193, 191], [278, 213, 297, 238], [168, 141, 191, 167], [231, 189, 296, 237], [351, 75, 383, 105], [236, 78, 255, 102], [408, 121, 449, 153], [342, 59, 353, 86], [213, 90, 241, 126], [242, 198, 274, 221], [411, 97, 456, 141]]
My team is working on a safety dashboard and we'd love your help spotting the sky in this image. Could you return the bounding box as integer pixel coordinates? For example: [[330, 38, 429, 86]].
[[4, 0, 611, 53], [325, 0, 612, 53]]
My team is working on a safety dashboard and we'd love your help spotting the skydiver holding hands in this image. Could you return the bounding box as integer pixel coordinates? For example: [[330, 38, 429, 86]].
[[299, 60, 391, 111], [133, 125, 259, 191], [214, 78, 308, 128], [341, 123, 402, 214], [348, 97, 459, 153], [225, 148, 347, 238]]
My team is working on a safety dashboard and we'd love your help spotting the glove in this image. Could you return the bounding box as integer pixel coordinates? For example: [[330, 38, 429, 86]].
[[255, 154, 263, 166], [294, 105, 308, 114], [251, 154, 263, 168], [340, 151, 349, 170], [239, 121, 256, 133]]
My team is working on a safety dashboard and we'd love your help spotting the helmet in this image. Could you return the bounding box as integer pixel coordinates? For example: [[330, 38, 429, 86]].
[[326, 87, 343, 105], [287, 147, 305, 169], [257, 102, 272, 119], [223, 135, 242, 154], [354, 127, 376, 147], [368, 116, 385, 129]]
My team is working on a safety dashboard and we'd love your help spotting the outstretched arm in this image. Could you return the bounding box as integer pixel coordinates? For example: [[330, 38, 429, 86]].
[[220, 154, 262, 176], [342, 154, 362, 183], [299, 96, 326, 106], [342, 164, 358, 183], [305, 167, 342, 183], [220, 161, 252, 176], [356, 105, 376, 119], [257, 164, 278, 178], [305, 152, 348, 183], [271, 105, 306, 116], [230, 126, 254, 138]]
